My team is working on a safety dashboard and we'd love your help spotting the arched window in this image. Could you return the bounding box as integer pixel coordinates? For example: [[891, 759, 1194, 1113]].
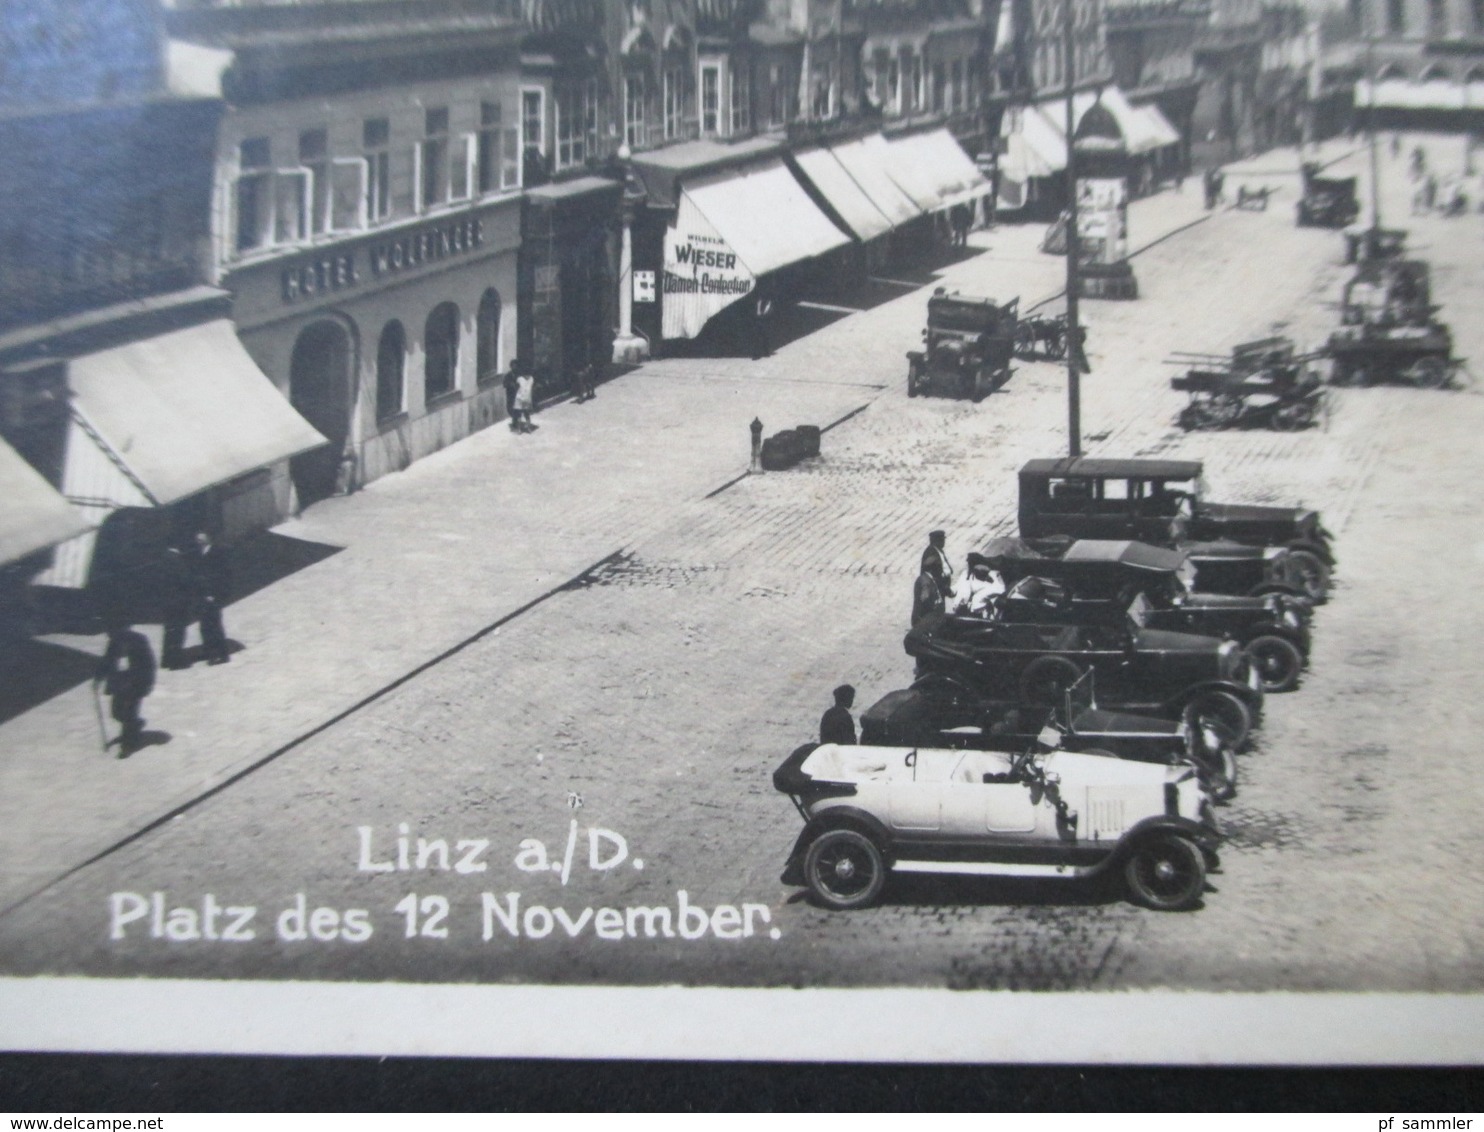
[[1376, 62, 1405, 81], [424, 302, 460, 401], [476, 289, 502, 384], [1419, 62, 1451, 82], [376, 320, 405, 421]]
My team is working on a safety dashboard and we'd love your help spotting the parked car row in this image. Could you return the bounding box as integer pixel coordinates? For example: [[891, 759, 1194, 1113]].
[[774, 457, 1335, 915]]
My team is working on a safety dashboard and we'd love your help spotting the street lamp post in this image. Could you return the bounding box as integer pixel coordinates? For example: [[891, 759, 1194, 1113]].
[[1063, 0, 1082, 457], [612, 143, 651, 365]]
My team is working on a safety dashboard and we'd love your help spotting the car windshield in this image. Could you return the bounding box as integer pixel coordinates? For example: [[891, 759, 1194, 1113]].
[[1127, 592, 1151, 629]]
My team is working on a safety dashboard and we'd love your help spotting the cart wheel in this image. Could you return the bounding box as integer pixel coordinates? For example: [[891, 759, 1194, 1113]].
[[1179, 401, 1219, 431], [1271, 402, 1313, 431], [1206, 393, 1243, 427], [1046, 329, 1068, 360], [1407, 356, 1450, 390], [1014, 323, 1036, 358]]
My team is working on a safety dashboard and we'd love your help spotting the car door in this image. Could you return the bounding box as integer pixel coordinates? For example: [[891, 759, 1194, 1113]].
[[887, 749, 962, 834]]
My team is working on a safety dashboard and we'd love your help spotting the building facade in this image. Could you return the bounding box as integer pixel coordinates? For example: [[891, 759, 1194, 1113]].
[[169, 0, 528, 511]]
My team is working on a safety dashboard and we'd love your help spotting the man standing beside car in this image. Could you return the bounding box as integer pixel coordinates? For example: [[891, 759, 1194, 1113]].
[[820, 685, 857, 746], [920, 530, 953, 600]]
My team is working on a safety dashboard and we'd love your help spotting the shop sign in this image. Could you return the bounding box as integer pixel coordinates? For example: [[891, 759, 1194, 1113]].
[[661, 194, 755, 339], [280, 216, 486, 304], [1075, 177, 1129, 265], [633, 271, 656, 304]]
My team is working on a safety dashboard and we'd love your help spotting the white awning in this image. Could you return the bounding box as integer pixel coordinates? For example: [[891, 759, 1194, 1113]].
[[884, 128, 991, 211], [1000, 105, 1069, 180], [829, 134, 924, 227], [792, 147, 894, 242], [1137, 103, 1182, 148], [0, 438, 91, 567], [1036, 86, 1167, 154], [66, 318, 328, 507], [1357, 77, 1480, 110], [680, 158, 851, 278]]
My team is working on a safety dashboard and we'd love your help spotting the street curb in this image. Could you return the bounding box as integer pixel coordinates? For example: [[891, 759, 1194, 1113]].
[[0, 546, 632, 921]]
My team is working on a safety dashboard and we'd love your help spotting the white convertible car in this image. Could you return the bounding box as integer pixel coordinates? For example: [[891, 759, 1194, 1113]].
[[774, 741, 1221, 912]]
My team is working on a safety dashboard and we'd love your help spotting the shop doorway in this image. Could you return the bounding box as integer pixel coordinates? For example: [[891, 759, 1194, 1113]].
[[289, 319, 353, 508]]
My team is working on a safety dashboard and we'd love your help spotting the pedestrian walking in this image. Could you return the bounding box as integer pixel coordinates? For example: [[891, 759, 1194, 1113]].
[[950, 202, 972, 247], [94, 626, 155, 757], [572, 362, 595, 403], [192, 531, 232, 665], [514, 369, 536, 432], [920, 529, 954, 601], [819, 684, 857, 746], [1202, 167, 1217, 210], [751, 291, 775, 360], [503, 366, 520, 433]]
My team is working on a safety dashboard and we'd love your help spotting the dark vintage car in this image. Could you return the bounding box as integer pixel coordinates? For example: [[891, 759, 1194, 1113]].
[[1326, 260, 1457, 389], [1017, 457, 1334, 599], [906, 290, 1018, 401], [860, 669, 1238, 800], [773, 740, 1222, 911], [1297, 164, 1360, 229], [904, 605, 1264, 748], [978, 538, 1312, 691]]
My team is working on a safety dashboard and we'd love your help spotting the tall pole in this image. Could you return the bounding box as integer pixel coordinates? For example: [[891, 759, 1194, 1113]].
[[1063, 0, 1082, 457], [1366, 27, 1381, 229]]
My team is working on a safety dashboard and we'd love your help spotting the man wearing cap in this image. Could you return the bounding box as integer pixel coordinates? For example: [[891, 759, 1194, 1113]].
[[952, 553, 1006, 617], [819, 685, 858, 746]]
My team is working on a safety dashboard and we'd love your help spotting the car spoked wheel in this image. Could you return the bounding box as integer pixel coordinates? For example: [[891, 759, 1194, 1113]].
[[1244, 634, 1303, 693], [1282, 550, 1330, 602], [1019, 656, 1083, 706], [803, 829, 886, 910], [1182, 690, 1252, 751], [1125, 833, 1207, 911]]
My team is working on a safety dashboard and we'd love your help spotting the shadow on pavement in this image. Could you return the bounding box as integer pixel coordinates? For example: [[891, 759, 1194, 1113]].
[[227, 530, 344, 606], [0, 638, 102, 725]]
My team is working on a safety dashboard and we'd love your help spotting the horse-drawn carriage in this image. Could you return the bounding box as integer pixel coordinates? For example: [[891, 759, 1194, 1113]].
[[1235, 184, 1275, 211], [1325, 259, 1461, 389], [1013, 312, 1087, 362], [1169, 336, 1325, 431], [907, 290, 1019, 401]]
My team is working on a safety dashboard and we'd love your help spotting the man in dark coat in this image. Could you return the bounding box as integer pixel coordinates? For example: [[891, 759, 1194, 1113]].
[[95, 626, 155, 756], [503, 365, 521, 432], [819, 685, 857, 746], [159, 544, 193, 670], [192, 531, 232, 665], [920, 530, 953, 600], [912, 566, 944, 627]]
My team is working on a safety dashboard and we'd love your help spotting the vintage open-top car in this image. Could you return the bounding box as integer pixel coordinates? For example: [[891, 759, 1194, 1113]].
[[907, 290, 1018, 401], [904, 603, 1264, 748], [1017, 457, 1335, 598], [774, 740, 1222, 911], [861, 668, 1239, 800], [978, 537, 1312, 691]]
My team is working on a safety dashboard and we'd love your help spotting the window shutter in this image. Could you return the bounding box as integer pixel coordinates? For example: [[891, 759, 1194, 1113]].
[[501, 126, 520, 190]]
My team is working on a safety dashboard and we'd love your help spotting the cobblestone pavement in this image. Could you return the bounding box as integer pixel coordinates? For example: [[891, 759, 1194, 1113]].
[[5, 138, 1483, 993]]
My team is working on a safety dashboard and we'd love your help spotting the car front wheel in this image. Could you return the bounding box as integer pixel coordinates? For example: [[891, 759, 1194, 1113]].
[[1182, 689, 1252, 750], [1124, 833, 1207, 911], [1282, 549, 1330, 602], [1244, 634, 1303, 693], [803, 829, 886, 910]]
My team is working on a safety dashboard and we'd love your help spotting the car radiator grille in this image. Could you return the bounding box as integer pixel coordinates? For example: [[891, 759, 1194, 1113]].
[[1086, 797, 1127, 841]]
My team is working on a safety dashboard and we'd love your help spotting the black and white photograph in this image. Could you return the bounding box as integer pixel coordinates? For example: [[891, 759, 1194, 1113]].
[[0, 0, 1482, 1065]]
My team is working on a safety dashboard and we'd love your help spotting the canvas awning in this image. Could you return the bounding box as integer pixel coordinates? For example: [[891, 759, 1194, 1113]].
[[828, 134, 923, 227], [1036, 86, 1164, 154], [679, 158, 851, 278], [791, 147, 894, 241], [66, 318, 328, 507], [1000, 105, 1069, 180], [1133, 102, 1182, 149], [884, 128, 991, 211], [1356, 77, 1484, 111], [0, 438, 91, 567]]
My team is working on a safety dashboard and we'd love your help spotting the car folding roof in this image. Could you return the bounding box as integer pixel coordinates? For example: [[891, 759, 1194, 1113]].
[[1019, 457, 1204, 480], [1062, 540, 1185, 572]]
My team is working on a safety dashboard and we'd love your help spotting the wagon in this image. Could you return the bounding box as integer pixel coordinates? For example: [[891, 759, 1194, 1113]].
[[1013, 312, 1086, 362], [907, 290, 1019, 401], [1325, 260, 1460, 388], [1169, 337, 1326, 431]]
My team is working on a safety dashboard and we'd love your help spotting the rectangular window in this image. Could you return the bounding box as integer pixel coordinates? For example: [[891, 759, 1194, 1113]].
[[329, 158, 367, 231], [522, 87, 545, 155], [475, 102, 517, 195], [1387, 0, 1404, 33], [273, 168, 309, 244], [299, 128, 329, 235], [812, 61, 834, 119], [700, 60, 722, 134], [912, 54, 924, 112], [663, 67, 684, 139], [769, 63, 787, 125], [235, 137, 272, 252], [887, 57, 900, 113], [873, 48, 891, 107], [932, 63, 946, 112], [624, 72, 648, 148], [729, 62, 750, 134], [419, 106, 450, 211], [950, 59, 965, 112], [364, 118, 391, 222], [555, 80, 597, 169]]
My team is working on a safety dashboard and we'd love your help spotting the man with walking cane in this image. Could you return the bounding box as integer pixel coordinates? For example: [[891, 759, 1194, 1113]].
[[94, 625, 155, 757]]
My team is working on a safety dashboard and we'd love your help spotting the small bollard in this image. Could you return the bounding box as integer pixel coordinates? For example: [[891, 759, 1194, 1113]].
[[750, 416, 763, 472]]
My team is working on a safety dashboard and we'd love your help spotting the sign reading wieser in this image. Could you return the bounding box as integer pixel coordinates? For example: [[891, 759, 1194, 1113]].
[[661, 192, 754, 339]]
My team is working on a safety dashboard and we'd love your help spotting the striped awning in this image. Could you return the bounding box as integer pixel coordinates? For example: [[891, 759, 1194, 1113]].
[[0, 438, 90, 568]]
